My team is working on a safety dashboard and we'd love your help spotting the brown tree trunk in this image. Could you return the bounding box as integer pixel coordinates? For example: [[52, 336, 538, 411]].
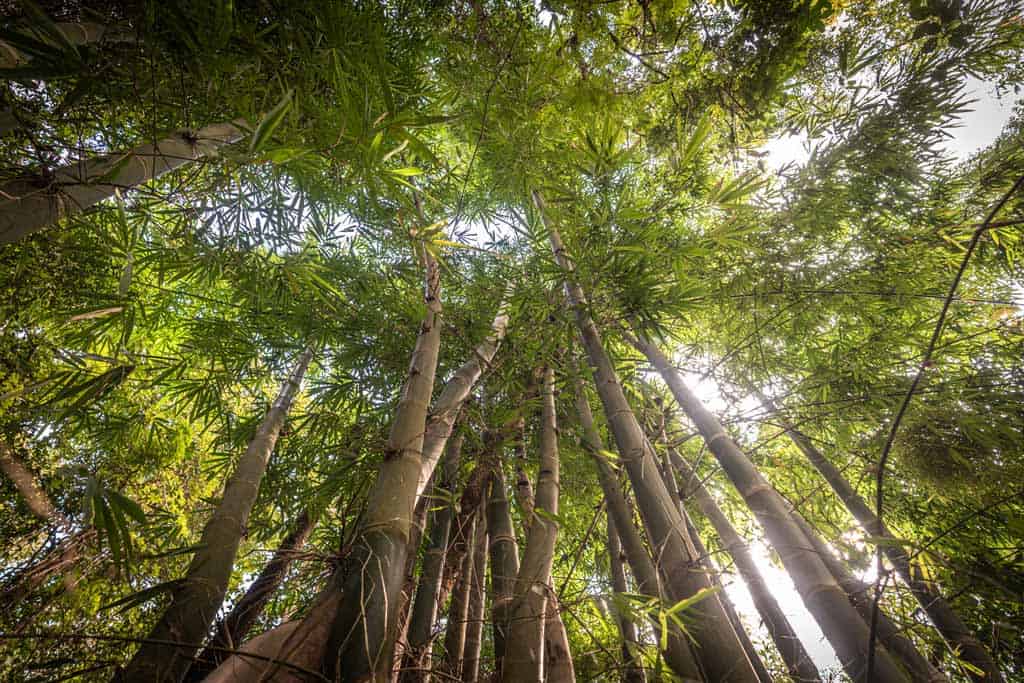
[[487, 466, 520, 675], [628, 330, 907, 683], [400, 434, 465, 683], [0, 121, 244, 245], [0, 527, 95, 610], [391, 482, 436, 681], [463, 510, 489, 683], [645, 411, 772, 683], [0, 441, 66, 523], [502, 367, 561, 683], [538, 191, 758, 683], [442, 511, 478, 679], [574, 381, 703, 681], [187, 508, 318, 680], [0, 441, 92, 609], [666, 446, 822, 682], [117, 347, 312, 683], [764, 396, 997, 682], [203, 295, 507, 683], [514, 416, 535, 528]]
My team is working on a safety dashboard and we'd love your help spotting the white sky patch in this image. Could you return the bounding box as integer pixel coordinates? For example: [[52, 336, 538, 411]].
[[762, 132, 813, 171], [944, 75, 1016, 160]]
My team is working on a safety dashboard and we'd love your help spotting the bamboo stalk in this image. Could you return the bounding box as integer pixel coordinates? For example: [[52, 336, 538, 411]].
[[502, 367, 561, 683], [1, 121, 244, 245], [118, 347, 313, 683], [574, 381, 703, 681], [322, 250, 443, 682], [187, 509, 318, 681], [538, 190, 758, 682], [764, 394, 991, 681], [400, 434, 465, 683]]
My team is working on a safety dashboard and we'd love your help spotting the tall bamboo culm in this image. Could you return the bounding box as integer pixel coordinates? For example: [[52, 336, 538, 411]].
[[117, 347, 312, 683]]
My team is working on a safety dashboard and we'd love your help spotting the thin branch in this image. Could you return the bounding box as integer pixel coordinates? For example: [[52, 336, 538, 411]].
[[866, 174, 1024, 681]]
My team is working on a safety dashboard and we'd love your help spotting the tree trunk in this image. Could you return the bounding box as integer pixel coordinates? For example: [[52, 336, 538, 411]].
[[414, 302, 510, 499], [519, 435, 576, 683], [646, 413, 772, 683], [440, 464, 493, 604], [764, 396, 998, 682], [607, 518, 647, 683], [0, 121, 244, 245], [401, 434, 465, 683], [514, 416, 535, 528], [648, 412, 765, 679], [0, 441, 92, 609], [186, 508, 318, 681], [790, 511, 947, 683], [0, 527, 95, 610], [391, 480, 436, 681], [116, 347, 312, 683], [502, 366, 561, 683], [628, 331, 907, 683], [322, 251, 443, 682], [574, 381, 703, 681], [667, 447, 822, 682], [682, 514, 775, 683], [201, 588, 343, 683], [542, 588, 576, 683], [463, 510, 489, 683], [538, 191, 758, 683], [442, 511, 478, 679], [487, 466, 520, 675], [0, 441, 66, 523]]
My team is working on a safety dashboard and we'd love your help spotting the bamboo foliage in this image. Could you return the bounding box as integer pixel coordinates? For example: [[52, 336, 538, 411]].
[[1, 3, 1020, 682]]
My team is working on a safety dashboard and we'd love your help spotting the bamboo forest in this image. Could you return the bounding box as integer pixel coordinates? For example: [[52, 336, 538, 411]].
[[2, 1, 1024, 681]]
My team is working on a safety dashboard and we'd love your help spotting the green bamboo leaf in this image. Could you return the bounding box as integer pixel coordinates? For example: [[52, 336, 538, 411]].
[[99, 579, 184, 613], [105, 489, 147, 525], [94, 495, 122, 569], [250, 89, 294, 153], [665, 585, 720, 616], [680, 111, 713, 167], [390, 167, 424, 177]]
